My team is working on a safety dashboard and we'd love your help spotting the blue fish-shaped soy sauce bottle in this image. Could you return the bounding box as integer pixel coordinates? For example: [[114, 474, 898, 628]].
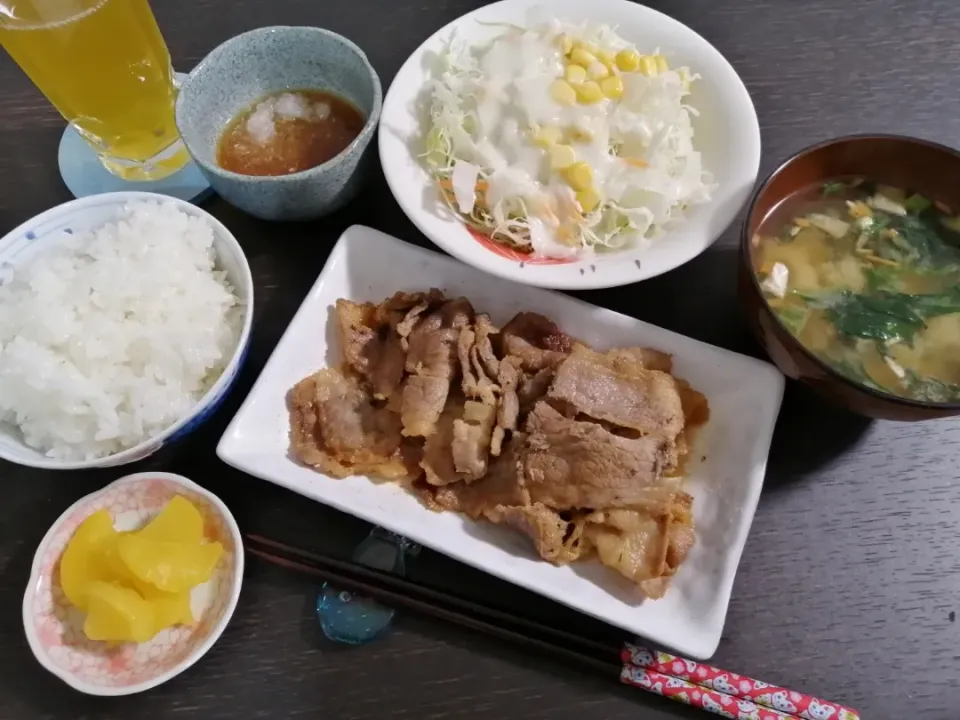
[[316, 527, 420, 645]]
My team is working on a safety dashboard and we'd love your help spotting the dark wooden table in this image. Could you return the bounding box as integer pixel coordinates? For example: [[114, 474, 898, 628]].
[[1, 0, 958, 718]]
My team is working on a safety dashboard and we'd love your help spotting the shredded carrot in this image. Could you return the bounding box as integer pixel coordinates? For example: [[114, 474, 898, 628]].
[[865, 254, 899, 267], [846, 200, 872, 219], [437, 177, 488, 192], [623, 157, 648, 168]]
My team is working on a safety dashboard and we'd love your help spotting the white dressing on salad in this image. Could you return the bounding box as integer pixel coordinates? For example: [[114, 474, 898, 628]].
[[451, 160, 481, 214], [425, 19, 714, 259]]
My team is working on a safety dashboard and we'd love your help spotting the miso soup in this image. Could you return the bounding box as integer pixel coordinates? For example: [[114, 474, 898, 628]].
[[751, 179, 960, 403]]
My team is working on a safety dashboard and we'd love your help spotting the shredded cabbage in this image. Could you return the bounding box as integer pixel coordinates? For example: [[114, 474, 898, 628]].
[[423, 19, 715, 259]]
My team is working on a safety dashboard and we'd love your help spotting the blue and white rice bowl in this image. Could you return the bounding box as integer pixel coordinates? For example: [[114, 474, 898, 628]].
[[0, 191, 253, 470]]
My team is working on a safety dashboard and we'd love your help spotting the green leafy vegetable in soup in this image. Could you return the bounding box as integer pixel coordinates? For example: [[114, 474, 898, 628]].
[[752, 178, 960, 402]]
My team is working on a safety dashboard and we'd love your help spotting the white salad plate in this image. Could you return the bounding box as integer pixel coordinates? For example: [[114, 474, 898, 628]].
[[217, 226, 784, 659], [379, 0, 761, 290]]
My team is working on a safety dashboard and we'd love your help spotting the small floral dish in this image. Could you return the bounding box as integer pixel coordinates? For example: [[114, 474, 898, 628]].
[[23, 472, 243, 696]]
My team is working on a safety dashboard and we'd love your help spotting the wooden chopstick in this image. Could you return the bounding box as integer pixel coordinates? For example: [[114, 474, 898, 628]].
[[246, 534, 860, 720], [244, 533, 621, 675]]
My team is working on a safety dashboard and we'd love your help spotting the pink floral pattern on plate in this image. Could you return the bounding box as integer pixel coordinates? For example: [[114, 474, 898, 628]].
[[25, 475, 240, 691]]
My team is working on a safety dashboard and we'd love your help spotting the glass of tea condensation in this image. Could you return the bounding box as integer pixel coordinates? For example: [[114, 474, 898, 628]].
[[0, 0, 190, 181]]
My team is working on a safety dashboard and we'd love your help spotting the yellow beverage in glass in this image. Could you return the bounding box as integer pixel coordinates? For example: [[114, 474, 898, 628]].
[[0, 0, 190, 181]]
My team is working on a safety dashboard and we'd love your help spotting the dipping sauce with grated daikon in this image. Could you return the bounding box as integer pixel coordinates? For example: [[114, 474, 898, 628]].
[[216, 89, 365, 176]]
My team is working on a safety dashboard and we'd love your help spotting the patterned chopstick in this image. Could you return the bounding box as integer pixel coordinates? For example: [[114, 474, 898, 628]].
[[621, 663, 796, 719], [622, 644, 860, 720]]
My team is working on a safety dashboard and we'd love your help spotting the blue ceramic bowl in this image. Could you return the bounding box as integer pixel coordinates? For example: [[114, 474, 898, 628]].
[[0, 192, 254, 470], [175, 26, 382, 221]]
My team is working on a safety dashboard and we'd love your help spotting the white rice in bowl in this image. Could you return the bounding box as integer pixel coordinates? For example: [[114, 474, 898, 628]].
[[0, 201, 242, 460]]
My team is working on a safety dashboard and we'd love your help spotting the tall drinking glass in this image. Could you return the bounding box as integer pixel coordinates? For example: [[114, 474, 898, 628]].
[[0, 0, 190, 181]]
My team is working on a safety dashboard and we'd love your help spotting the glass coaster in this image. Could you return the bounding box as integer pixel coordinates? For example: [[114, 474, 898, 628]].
[[316, 528, 420, 646], [57, 72, 212, 203]]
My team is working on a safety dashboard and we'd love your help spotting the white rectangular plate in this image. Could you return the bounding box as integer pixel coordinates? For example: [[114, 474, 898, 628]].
[[217, 226, 784, 659]]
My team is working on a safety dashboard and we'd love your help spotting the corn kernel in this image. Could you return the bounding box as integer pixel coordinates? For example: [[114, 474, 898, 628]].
[[557, 34, 573, 55], [564, 64, 587, 85], [548, 144, 577, 170], [533, 125, 562, 148], [587, 60, 610, 80], [574, 80, 603, 104], [576, 188, 602, 213], [615, 49, 640, 72], [562, 162, 593, 192], [600, 75, 624, 100], [639, 55, 659, 76], [597, 49, 616, 67], [574, 40, 599, 55], [654, 55, 669, 74], [569, 47, 598, 68], [549, 79, 577, 106]]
